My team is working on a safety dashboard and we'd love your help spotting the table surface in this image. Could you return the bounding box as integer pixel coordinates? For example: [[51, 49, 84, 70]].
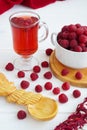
[[0, 0, 87, 130]]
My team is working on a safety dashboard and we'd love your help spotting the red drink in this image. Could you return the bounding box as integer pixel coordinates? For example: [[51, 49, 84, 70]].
[[10, 15, 39, 57], [9, 11, 48, 71]]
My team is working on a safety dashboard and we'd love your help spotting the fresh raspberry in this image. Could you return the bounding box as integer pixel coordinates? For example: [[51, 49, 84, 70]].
[[5, 62, 14, 71], [69, 39, 78, 48], [41, 61, 49, 68], [75, 71, 83, 80], [52, 87, 60, 95], [17, 71, 25, 78], [62, 82, 70, 91], [20, 80, 30, 89], [74, 45, 82, 52], [17, 110, 27, 119], [44, 71, 52, 79], [61, 68, 69, 76], [76, 27, 84, 35], [33, 65, 41, 73], [75, 23, 81, 28], [61, 31, 69, 39], [44, 82, 52, 90], [35, 85, 43, 93], [57, 32, 62, 39], [68, 32, 77, 40], [68, 24, 77, 32], [79, 34, 87, 43], [82, 46, 87, 52], [61, 25, 69, 32], [59, 39, 69, 49], [73, 89, 81, 98], [57, 24, 87, 52], [45, 48, 53, 56], [58, 93, 68, 103], [30, 72, 38, 81]]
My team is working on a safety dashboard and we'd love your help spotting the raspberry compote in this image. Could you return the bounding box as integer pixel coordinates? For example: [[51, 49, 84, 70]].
[[10, 13, 39, 57]]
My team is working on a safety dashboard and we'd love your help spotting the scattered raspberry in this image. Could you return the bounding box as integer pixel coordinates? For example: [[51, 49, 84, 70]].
[[30, 72, 38, 81], [44, 71, 52, 79], [17, 71, 25, 78], [58, 93, 68, 103], [33, 65, 41, 73], [35, 85, 43, 93], [20, 80, 30, 89], [41, 61, 49, 68], [73, 89, 81, 98], [52, 87, 60, 95], [44, 82, 52, 90], [61, 68, 69, 76], [5, 62, 14, 71], [75, 71, 83, 80], [62, 82, 70, 91], [17, 110, 27, 120], [46, 48, 53, 56]]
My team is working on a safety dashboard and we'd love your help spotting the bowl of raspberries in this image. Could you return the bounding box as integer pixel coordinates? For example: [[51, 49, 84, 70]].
[[51, 23, 87, 69]]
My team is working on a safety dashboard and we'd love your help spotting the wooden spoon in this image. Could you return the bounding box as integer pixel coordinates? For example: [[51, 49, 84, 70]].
[[28, 97, 58, 121]]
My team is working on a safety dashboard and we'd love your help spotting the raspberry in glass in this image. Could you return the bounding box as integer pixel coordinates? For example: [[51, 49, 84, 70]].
[[30, 72, 38, 81], [44, 71, 52, 79], [17, 110, 27, 119], [44, 82, 52, 90], [73, 89, 81, 98], [17, 71, 25, 78], [52, 87, 60, 95], [35, 85, 43, 93], [58, 93, 68, 103], [20, 80, 30, 89], [5, 62, 14, 71], [33, 65, 41, 73], [62, 82, 70, 91], [45, 48, 53, 56]]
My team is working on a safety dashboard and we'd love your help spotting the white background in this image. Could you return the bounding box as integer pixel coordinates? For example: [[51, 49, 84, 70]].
[[0, 0, 87, 129]]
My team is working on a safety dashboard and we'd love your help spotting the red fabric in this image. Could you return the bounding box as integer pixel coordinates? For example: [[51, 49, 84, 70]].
[[21, 0, 56, 9], [0, 0, 23, 14], [0, 0, 65, 15]]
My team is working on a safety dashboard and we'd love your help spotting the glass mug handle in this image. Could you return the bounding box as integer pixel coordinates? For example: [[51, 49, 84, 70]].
[[51, 33, 57, 46], [38, 22, 49, 42]]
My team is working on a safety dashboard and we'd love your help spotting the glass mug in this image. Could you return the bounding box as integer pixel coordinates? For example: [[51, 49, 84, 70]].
[[9, 11, 48, 71]]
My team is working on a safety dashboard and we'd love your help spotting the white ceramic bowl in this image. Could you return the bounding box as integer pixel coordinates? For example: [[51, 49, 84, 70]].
[[51, 33, 87, 69]]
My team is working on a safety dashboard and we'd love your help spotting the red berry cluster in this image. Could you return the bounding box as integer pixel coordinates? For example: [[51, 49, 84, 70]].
[[57, 24, 87, 52]]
